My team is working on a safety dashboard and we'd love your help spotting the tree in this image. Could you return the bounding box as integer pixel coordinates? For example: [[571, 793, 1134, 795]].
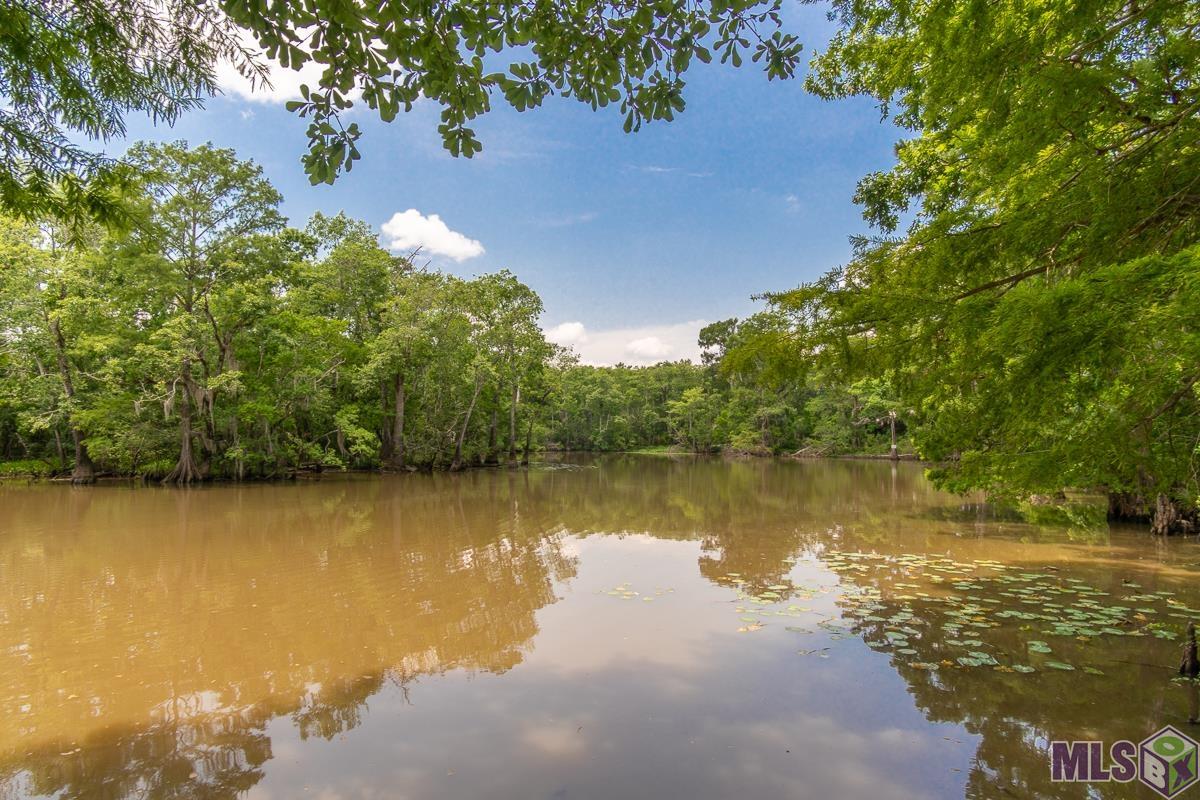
[[667, 386, 720, 451], [118, 141, 285, 484], [471, 271, 547, 464], [2, 0, 802, 224], [224, 0, 803, 182], [766, 0, 1200, 531], [0, 0, 264, 228], [363, 271, 454, 469], [0, 217, 109, 481]]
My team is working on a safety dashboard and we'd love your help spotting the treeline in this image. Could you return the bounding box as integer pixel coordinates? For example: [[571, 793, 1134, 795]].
[[0, 142, 560, 483], [546, 316, 906, 456], [1, 141, 899, 485]]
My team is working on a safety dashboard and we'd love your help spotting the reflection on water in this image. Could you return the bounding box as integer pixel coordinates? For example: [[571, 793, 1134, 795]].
[[1, 456, 1198, 799]]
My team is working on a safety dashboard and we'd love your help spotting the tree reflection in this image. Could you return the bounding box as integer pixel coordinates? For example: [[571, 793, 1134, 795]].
[[0, 478, 576, 798], [0, 458, 1172, 799]]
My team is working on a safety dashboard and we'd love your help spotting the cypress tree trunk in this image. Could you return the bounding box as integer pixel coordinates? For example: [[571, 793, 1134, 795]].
[[164, 363, 203, 485], [889, 411, 898, 461], [508, 381, 520, 464], [49, 316, 95, 483], [487, 407, 498, 464], [378, 377, 394, 462], [1151, 494, 1194, 536], [391, 373, 406, 469], [1108, 491, 1149, 522], [1111, 490, 1196, 536], [450, 375, 483, 471], [68, 427, 94, 484], [523, 411, 534, 465]]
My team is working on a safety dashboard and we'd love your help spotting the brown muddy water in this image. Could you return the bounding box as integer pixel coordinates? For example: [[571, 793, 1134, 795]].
[[3, 455, 1200, 799]]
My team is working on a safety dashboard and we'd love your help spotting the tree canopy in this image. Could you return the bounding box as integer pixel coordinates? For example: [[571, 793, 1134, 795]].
[[758, 0, 1200, 531], [0, 0, 802, 224], [0, 141, 906, 484], [0, 0, 265, 228], [0, 142, 563, 482]]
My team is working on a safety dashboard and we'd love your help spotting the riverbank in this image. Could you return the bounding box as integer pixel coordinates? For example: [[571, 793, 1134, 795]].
[[0, 448, 937, 482]]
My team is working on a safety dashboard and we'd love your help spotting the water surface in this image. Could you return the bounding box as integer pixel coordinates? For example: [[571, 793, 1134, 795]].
[[2, 456, 1199, 799]]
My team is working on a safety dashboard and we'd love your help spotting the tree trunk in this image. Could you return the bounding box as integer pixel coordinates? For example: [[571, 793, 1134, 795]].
[[52, 427, 65, 471], [523, 411, 534, 465], [487, 407, 498, 464], [889, 411, 898, 461], [164, 365, 203, 485], [508, 381, 520, 464], [49, 317, 95, 483], [391, 372, 406, 469], [68, 427, 94, 484], [1151, 494, 1194, 536], [378, 377, 394, 461], [1108, 491, 1149, 522], [450, 375, 483, 471]]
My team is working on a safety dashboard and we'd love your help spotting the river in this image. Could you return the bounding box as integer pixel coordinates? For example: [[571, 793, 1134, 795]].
[[2, 456, 1198, 799]]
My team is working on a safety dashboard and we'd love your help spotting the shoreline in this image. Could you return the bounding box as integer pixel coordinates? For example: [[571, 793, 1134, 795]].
[[0, 449, 926, 484]]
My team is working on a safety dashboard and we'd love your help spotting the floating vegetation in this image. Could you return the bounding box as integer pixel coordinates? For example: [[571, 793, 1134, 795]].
[[602, 584, 672, 601], [704, 551, 1193, 678], [825, 551, 1196, 676], [604, 583, 640, 600], [604, 551, 1190, 683]]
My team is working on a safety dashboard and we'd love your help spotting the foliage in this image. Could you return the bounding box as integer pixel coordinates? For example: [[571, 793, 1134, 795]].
[[0, 0, 264, 229], [0, 0, 801, 224], [0, 458, 55, 477], [0, 141, 917, 481], [543, 316, 906, 456], [232, 0, 802, 182], [0, 142, 561, 482], [752, 0, 1200, 530], [546, 361, 701, 450]]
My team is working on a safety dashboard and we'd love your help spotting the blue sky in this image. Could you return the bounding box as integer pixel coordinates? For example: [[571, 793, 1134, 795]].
[[116, 4, 899, 364]]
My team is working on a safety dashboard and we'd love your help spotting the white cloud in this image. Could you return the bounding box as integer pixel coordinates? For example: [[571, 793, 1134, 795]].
[[215, 31, 367, 106], [630, 165, 712, 178], [538, 211, 598, 228], [626, 336, 672, 359], [214, 33, 330, 104], [543, 320, 706, 366], [545, 321, 588, 346], [381, 209, 485, 262]]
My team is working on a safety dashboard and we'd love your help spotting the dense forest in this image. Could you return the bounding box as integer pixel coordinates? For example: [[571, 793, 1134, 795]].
[[547, 337, 903, 456], [2, 0, 1198, 534], [0, 142, 902, 483]]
